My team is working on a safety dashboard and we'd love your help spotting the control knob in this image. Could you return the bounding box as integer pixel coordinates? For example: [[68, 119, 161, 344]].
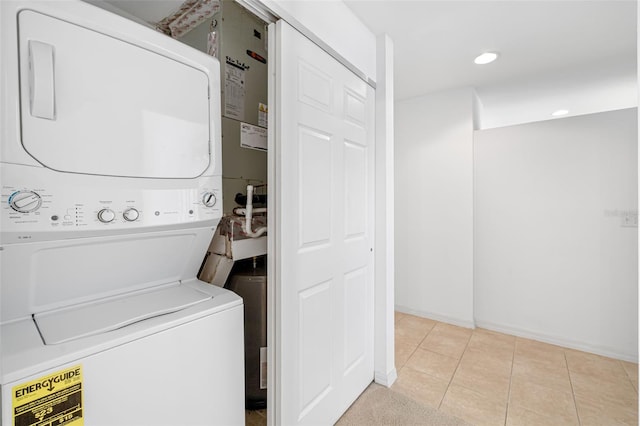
[[97, 208, 116, 223], [202, 192, 217, 208], [9, 190, 42, 213], [123, 208, 139, 222]]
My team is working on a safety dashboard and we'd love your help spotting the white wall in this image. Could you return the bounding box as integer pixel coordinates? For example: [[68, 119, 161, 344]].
[[476, 60, 638, 130], [474, 108, 638, 361], [394, 87, 475, 327]]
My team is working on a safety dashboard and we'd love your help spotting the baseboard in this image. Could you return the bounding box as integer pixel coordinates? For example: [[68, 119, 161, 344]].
[[475, 319, 639, 363], [394, 305, 476, 330], [374, 368, 397, 387], [393, 306, 637, 362]]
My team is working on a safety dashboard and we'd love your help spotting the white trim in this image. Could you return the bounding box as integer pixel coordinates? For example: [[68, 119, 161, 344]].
[[374, 368, 398, 388], [235, 0, 277, 24], [241, 0, 377, 88], [373, 33, 396, 389], [395, 305, 477, 330], [475, 320, 639, 363], [257, 0, 375, 88], [395, 303, 638, 362], [266, 20, 277, 426]]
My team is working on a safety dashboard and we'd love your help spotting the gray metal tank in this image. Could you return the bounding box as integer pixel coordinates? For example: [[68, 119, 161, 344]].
[[225, 256, 267, 409]]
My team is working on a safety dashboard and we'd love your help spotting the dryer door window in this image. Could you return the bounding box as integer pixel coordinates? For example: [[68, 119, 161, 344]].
[[18, 11, 211, 179]]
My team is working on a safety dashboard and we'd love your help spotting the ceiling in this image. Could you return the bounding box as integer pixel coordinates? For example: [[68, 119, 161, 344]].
[[344, 0, 637, 127], [103, 0, 637, 127], [344, 1, 637, 99]]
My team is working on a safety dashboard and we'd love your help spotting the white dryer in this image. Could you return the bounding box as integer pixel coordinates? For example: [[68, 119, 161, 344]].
[[0, 1, 244, 425]]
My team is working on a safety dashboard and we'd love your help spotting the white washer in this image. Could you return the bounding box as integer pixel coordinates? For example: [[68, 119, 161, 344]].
[[0, 1, 244, 425]]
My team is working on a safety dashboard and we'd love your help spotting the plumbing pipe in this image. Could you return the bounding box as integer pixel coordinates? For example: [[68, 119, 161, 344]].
[[243, 185, 267, 238], [235, 192, 267, 206], [233, 207, 267, 216]]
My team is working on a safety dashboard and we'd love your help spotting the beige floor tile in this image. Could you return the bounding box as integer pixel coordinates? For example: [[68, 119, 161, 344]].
[[468, 328, 515, 360], [514, 337, 566, 370], [565, 349, 629, 383], [507, 404, 577, 426], [433, 322, 474, 339], [395, 341, 417, 369], [392, 314, 638, 426], [391, 366, 450, 408], [400, 314, 438, 331], [576, 394, 638, 426], [461, 345, 513, 375], [512, 356, 572, 393], [420, 328, 469, 359], [395, 311, 410, 323], [395, 314, 437, 347], [452, 349, 511, 403], [404, 347, 460, 382], [440, 384, 507, 426], [620, 360, 639, 390], [450, 354, 511, 403], [509, 376, 578, 425], [395, 322, 430, 347], [569, 369, 638, 408], [620, 360, 639, 377]]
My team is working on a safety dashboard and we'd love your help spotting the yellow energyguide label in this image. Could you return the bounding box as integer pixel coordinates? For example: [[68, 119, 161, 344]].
[[12, 365, 83, 426]]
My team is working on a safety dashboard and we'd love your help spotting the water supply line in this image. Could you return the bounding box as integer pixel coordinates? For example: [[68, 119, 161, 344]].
[[241, 184, 267, 238], [233, 207, 267, 215]]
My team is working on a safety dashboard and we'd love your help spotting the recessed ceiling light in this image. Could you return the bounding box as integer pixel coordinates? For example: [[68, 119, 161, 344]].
[[474, 52, 498, 65], [551, 109, 569, 117]]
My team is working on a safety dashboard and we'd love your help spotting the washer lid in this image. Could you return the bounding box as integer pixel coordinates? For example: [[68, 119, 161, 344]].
[[34, 284, 212, 345], [18, 10, 212, 179]]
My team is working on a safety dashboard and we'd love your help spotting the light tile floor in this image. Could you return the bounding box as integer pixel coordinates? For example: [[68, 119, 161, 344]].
[[394, 311, 639, 426]]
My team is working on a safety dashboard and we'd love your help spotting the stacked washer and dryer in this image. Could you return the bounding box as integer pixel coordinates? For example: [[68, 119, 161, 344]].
[[0, 1, 244, 425]]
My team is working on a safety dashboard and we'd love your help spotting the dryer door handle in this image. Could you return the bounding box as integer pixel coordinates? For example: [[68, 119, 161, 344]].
[[28, 40, 56, 120]]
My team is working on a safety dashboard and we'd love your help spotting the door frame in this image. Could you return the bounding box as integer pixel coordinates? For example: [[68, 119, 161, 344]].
[[235, 1, 396, 424]]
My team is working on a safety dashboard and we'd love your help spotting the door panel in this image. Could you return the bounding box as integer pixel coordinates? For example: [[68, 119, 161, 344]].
[[276, 20, 375, 425], [298, 127, 333, 247]]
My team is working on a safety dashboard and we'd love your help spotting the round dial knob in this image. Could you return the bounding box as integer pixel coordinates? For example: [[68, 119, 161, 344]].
[[9, 190, 42, 213], [97, 208, 116, 223], [123, 208, 139, 222], [202, 192, 217, 208]]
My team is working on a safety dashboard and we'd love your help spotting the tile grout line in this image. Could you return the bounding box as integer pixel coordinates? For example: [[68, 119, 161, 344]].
[[396, 319, 437, 372], [395, 320, 449, 410], [617, 359, 639, 394], [410, 322, 437, 364], [504, 338, 517, 426], [564, 350, 582, 426], [436, 325, 473, 411]]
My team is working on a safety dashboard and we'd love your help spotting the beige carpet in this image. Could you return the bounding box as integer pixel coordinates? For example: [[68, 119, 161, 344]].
[[336, 383, 472, 426]]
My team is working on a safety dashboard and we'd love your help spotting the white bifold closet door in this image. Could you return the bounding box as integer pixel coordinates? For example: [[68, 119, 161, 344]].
[[273, 20, 375, 425]]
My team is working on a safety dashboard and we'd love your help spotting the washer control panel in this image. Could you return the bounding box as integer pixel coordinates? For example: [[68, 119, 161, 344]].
[[1, 162, 221, 242], [2, 185, 221, 238]]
